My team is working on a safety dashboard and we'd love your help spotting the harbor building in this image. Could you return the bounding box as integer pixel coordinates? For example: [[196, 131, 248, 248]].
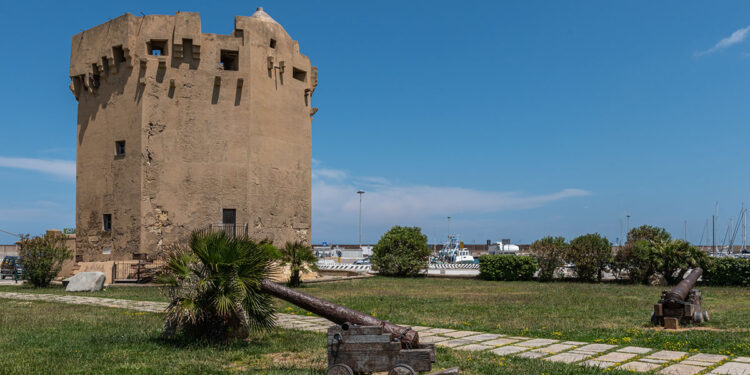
[[70, 8, 316, 261]]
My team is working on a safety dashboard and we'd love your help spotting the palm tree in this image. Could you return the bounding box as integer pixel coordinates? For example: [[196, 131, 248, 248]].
[[160, 230, 277, 340], [279, 241, 318, 287]]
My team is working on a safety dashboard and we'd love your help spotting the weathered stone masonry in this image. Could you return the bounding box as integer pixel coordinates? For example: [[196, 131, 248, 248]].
[[70, 9, 316, 261]]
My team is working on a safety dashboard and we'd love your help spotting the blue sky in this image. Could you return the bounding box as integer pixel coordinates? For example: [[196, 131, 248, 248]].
[[1, 1, 749, 246]]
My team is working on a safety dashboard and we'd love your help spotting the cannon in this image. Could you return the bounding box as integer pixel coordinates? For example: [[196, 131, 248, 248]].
[[651, 267, 709, 328], [260, 280, 438, 374]]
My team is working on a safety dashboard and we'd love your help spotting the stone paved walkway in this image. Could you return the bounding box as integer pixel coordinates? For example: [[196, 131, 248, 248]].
[[2, 292, 749, 375]]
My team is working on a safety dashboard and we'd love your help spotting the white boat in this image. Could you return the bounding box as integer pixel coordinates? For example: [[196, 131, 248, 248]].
[[454, 249, 475, 264], [438, 235, 475, 264]]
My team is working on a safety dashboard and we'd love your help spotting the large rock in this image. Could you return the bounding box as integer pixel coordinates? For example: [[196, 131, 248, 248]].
[[65, 272, 106, 292]]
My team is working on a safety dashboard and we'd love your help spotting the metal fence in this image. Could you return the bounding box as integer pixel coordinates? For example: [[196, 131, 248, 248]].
[[112, 260, 163, 283], [208, 223, 249, 237]]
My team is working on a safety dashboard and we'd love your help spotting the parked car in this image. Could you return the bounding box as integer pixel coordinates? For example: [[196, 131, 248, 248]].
[[1, 256, 23, 279], [353, 258, 371, 265]]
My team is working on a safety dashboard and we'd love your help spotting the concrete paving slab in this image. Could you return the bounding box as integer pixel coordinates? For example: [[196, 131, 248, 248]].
[[594, 351, 638, 363], [641, 358, 668, 364], [537, 344, 577, 354], [709, 362, 750, 375], [647, 351, 688, 361], [581, 360, 615, 369], [576, 343, 617, 353], [688, 354, 728, 363], [618, 361, 663, 372], [419, 336, 450, 344], [508, 336, 530, 340], [562, 341, 588, 345], [455, 344, 494, 352], [659, 364, 705, 375], [618, 346, 654, 354], [462, 333, 503, 342], [483, 338, 520, 347], [411, 326, 432, 331], [491, 346, 529, 356], [443, 330, 482, 338], [516, 351, 548, 359], [735, 358, 750, 364], [516, 338, 559, 348], [545, 352, 592, 363], [423, 328, 457, 335], [437, 339, 474, 348]]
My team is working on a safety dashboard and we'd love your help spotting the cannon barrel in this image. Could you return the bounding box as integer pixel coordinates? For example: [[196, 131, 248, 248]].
[[665, 267, 702, 302], [260, 279, 420, 347]]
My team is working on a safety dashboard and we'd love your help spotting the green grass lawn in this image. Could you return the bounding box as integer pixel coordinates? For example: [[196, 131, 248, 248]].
[[2, 277, 748, 357], [0, 283, 168, 302], [0, 299, 636, 374], [276, 278, 750, 356]]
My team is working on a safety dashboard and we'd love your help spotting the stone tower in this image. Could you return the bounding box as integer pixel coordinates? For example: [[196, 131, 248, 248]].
[[69, 9, 316, 261]]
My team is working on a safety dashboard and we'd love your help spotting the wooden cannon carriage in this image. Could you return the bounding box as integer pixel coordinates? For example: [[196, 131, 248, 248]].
[[327, 323, 435, 375], [259, 280, 446, 374]]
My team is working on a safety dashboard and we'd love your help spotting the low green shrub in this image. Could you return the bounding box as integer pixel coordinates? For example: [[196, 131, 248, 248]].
[[19, 232, 73, 288], [569, 233, 612, 282], [703, 257, 750, 286], [478, 255, 537, 281], [529, 236, 567, 282], [371, 226, 430, 277]]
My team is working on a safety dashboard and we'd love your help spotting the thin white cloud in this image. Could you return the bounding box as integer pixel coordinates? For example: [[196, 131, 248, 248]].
[[0, 157, 75, 179], [696, 25, 750, 56], [312, 165, 591, 241]]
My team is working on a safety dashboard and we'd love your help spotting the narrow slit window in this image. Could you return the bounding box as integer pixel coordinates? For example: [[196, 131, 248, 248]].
[[269, 39, 277, 48], [220, 50, 239, 71], [292, 67, 307, 82], [147, 40, 168, 56], [102, 214, 112, 232], [115, 140, 126, 156]]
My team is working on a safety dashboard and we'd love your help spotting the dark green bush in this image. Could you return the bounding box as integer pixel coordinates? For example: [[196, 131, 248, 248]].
[[19, 232, 73, 288], [371, 226, 430, 277], [569, 233, 612, 282], [611, 225, 709, 285], [478, 255, 537, 281], [703, 257, 750, 287], [529, 236, 567, 282]]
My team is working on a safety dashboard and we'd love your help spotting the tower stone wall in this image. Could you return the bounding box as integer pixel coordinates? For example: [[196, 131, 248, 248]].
[[70, 9, 316, 261]]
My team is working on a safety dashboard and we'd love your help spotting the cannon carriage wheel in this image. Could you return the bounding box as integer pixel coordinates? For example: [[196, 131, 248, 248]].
[[388, 364, 417, 375], [327, 364, 353, 375]]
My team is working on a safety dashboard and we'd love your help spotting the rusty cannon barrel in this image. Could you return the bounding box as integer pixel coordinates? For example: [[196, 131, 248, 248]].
[[665, 267, 702, 302], [260, 279, 420, 347], [652, 267, 709, 328]]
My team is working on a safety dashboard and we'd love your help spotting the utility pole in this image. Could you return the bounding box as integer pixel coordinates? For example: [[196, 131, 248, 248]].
[[447, 216, 451, 237], [626, 214, 631, 234], [357, 190, 365, 250]]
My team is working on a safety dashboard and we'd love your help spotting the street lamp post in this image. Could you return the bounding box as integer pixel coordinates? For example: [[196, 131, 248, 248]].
[[357, 190, 365, 249]]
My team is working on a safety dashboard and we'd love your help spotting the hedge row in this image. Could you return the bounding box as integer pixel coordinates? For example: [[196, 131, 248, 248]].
[[478, 255, 537, 281], [702, 257, 750, 287]]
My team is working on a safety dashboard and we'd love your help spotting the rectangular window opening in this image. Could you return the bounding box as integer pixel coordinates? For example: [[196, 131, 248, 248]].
[[292, 67, 307, 82], [102, 214, 112, 232], [113, 45, 126, 63], [222, 209, 236, 225], [147, 40, 168, 56], [269, 39, 277, 48], [101, 57, 110, 76], [115, 140, 126, 156], [220, 50, 239, 71]]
